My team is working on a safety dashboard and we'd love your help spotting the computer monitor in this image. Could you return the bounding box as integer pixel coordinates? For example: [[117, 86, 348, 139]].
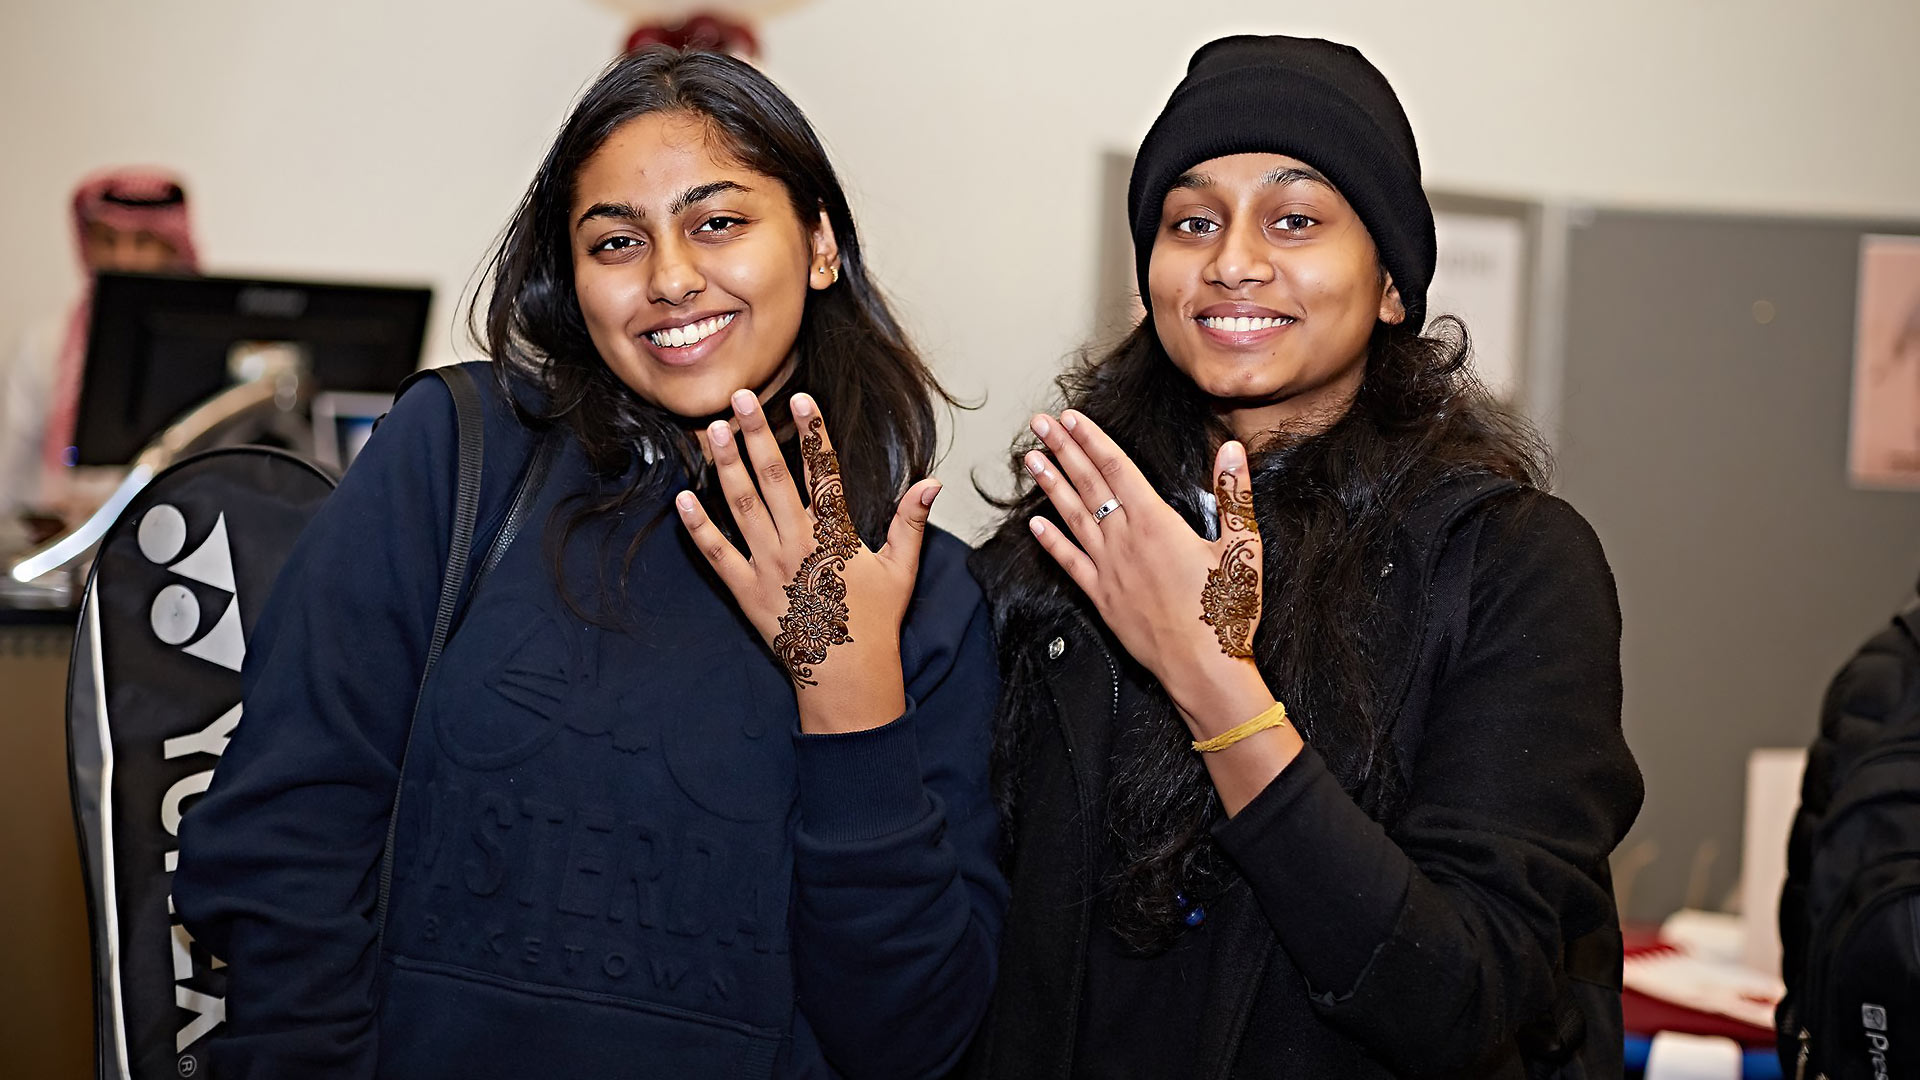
[[310, 390, 397, 471], [70, 272, 432, 466]]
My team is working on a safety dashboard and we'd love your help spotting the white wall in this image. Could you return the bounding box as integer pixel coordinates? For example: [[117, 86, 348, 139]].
[[5, 0, 1918, 537], [0, 0, 628, 387]]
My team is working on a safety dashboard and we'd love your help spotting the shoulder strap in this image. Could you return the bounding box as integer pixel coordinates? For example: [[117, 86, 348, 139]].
[[1385, 474, 1523, 783], [1404, 478, 1626, 1069], [417, 365, 489, 674], [373, 365, 487, 948]]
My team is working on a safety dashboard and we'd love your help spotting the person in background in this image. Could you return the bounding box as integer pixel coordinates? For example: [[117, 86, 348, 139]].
[[0, 167, 198, 542], [967, 35, 1642, 1078]]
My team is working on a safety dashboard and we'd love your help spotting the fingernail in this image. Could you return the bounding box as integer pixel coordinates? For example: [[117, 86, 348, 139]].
[[792, 393, 815, 417], [676, 491, 696, 512], [1031, 415, 1051, 439], [921, 481, 942, 507], [732, 389, 757, 415], [708, 421, 732, 446], [1025, 451, 1046, 476], [1060, 411, 1079, 431], [1029, 517, 1046, 536]]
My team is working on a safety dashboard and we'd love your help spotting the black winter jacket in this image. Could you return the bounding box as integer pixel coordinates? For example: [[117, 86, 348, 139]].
[[968, 480, 1644, 1079]]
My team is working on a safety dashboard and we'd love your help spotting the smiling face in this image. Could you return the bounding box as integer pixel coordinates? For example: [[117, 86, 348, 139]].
[[571, 110, 837, 420], [1146, 152, 1405, 441]]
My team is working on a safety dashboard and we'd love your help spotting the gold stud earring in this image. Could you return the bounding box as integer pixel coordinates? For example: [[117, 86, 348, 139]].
[[829, 264, 839, 284]]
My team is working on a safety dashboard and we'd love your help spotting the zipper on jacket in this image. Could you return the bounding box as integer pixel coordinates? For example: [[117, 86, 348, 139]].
[[1066, 610, 1121, 722], [1056, 611, 1120, 1079]]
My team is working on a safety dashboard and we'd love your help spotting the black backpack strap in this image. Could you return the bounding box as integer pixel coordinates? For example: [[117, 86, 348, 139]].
[[1391, 477, 1626, 1074], [373, 365, 487, 950], [413, 365, 489, 680], [1385, 474, 1522, 781]]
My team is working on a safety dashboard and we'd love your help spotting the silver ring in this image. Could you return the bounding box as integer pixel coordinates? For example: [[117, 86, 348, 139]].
[[1093, 498, 1121, 522]]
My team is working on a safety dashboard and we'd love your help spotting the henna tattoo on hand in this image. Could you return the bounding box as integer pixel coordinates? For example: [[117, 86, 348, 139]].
[[774, 553, 850, 686], [1200, 540, 1260, 657], [797, 418, 861, 567], [1199, 469, 1260, 658], [772, 418, 862, 686], [1217, 470, 1258, 535]]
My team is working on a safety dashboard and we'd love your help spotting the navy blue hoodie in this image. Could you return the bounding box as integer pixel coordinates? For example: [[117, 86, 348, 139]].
[[173, 366, 1007, 1078]]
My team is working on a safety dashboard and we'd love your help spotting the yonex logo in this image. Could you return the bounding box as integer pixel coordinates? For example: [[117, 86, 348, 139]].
[[137, 501, 242, 1054], [138, 504, 246, 671]]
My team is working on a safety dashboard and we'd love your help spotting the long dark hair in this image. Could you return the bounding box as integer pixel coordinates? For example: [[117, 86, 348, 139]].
[[473, 47, 951, 607], [973, 312, 1546, 951]]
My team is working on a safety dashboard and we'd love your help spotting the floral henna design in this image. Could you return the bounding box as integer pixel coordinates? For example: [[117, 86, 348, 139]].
[[1200, 469, 1260, 658], [773, 551, 851, 686], [772, 418, 861, 685], [1200, 540, 1260, 657]]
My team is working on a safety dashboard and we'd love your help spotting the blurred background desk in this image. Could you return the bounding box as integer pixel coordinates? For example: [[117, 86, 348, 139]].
[[1, 603, 94, 1076]]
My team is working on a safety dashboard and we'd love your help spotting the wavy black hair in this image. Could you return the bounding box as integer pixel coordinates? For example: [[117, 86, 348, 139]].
[[472, 46, 951, 610], [973, 312, 1547, 952]]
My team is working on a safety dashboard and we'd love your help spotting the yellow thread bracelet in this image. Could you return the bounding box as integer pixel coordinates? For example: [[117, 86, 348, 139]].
[[1191, 701, 1288, 753]]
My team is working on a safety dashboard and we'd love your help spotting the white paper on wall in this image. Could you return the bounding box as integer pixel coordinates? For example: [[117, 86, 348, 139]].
[[1741, 747, 1807, 977], [1428, 212, 1528, 402]]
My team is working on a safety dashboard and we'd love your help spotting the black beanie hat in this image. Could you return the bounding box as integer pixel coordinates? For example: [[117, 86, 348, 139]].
[[1127, 34, 1436, 325]]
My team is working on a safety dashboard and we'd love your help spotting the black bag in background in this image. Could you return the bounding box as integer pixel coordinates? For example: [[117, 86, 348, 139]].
[[70, 365, 550, 1078], [68, 447, 335, 1079], [1778, 582, 1920, 1080]]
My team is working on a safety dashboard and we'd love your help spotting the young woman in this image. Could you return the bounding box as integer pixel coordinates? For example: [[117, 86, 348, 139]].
[[175, 48, 1004, 1079], [967, 35, 1643, 1079]]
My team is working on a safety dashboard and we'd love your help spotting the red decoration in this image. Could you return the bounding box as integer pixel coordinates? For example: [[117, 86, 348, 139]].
[[624, 13, 760, 59]]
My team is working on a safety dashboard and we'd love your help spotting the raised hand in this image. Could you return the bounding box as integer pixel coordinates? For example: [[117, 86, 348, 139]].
[[676, 389, 941, 733], [1023, 410, 1276, 741]]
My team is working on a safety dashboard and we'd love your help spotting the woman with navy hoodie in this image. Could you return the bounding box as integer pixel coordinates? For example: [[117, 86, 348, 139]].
[[174, 47, 1004, 1079]]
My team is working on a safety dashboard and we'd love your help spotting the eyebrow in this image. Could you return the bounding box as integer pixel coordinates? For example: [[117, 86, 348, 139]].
[[670, 180, 750, 216], [575, 201, 639, 229], [1168, 165, 1334, 193], [573, 180, 753, 230]]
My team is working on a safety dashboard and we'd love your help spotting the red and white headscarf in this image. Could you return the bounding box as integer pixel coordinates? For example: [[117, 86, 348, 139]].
[[41, 167, 200, 476]]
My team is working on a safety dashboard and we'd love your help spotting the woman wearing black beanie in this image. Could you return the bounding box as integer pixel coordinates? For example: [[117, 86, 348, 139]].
[[966, 35, 1643, 1078]]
